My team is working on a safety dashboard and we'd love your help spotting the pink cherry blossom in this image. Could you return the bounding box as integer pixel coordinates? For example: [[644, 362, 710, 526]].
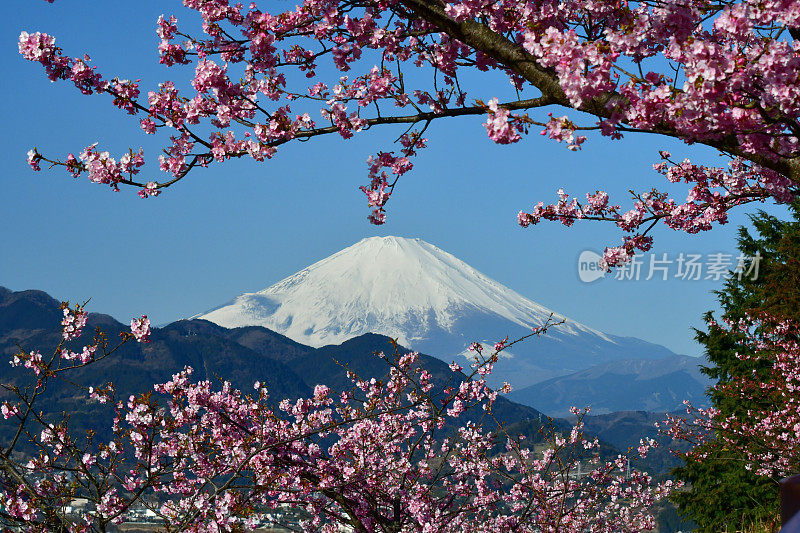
[[61, 304, 87, 341], [667, 313, 800, 479], [0, 302, 670, 531], [19, 0, 800, 240], [130, 315, 151, 342]]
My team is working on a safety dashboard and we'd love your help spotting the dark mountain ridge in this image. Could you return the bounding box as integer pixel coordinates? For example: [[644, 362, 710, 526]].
[[0, 287, 551, 441]]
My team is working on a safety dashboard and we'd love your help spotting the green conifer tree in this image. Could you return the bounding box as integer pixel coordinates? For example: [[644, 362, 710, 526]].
[[672, 205, 800, 531]]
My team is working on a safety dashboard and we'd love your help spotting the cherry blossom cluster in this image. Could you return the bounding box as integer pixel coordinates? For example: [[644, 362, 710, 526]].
[[665, 313, 800, 479], [539, 114, 586, 151], [359, 131, 426, 224], [112, 346, 672, 531], [519, 154, 797, 267], [59, 344, 97, 364], [129, 315, 152, 342], [20, 0, 800, 243], [60, 303, 87, 341], [0, 301, 166, 531], [483, 98, 528, 144], [0, 302, 671, 531], [9, 350, 45, 376]]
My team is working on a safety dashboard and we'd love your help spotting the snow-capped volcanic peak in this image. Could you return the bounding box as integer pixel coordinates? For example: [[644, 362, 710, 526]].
[[197, 236, 678, 389], [197, 236, 607, 349]]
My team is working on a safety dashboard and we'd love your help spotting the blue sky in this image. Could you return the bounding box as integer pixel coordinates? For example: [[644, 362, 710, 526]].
[[1, 1, 788, 357]]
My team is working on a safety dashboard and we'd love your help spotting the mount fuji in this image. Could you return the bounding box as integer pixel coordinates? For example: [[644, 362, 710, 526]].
[[194, 236, 678, 389]]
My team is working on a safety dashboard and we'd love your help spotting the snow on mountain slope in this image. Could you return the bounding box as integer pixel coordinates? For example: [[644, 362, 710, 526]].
[[196, 236, 677, 389]]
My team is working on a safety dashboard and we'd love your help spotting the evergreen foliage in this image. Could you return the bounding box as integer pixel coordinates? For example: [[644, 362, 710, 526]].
[[672, 205, 800, 531]]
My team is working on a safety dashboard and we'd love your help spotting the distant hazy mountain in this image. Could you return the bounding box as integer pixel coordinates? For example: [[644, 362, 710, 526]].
[[195, 236, 677, 389], [508, 354, 712, 416]]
